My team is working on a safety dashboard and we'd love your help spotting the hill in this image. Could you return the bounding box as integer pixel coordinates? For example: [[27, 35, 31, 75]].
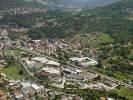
[[0, 0, 133, 42], [26, 0, 133, 42], [0, 0, 44, 10], [48, 0, 119, 9]]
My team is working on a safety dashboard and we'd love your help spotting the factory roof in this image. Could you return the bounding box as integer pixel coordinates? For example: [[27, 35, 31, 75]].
[[47, 60, 60, 66], [42, 67, 61, 75]]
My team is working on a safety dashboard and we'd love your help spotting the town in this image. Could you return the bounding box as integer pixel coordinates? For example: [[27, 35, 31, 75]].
[[0, 28, 133, 100], [0, 0, 133, 99]]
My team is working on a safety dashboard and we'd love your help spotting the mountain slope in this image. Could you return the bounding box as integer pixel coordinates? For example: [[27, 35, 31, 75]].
[[0, 0, 44, 10], [48, 0, 119, 8]]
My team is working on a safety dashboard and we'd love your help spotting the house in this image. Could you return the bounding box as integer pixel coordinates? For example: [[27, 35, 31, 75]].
[[0, 90, 7, 100], [21, 82, 35, 97], [74, 96, 83, 100], [13, 90, 24, 100], [22, 86, 35, 97], [47, 91, 56, 100], [35, 71, 50, 80], [37, 93, 48, 100], [99, 97, 106, 100], [0, 64, 4, 69], [31, 84, 44, 93], [9, 80, 21, 87], [107, 98, 115, 100], [69, 57, 98, 67]]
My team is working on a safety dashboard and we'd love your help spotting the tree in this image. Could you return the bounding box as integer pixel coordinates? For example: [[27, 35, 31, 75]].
[[18, 70, 24, 75]]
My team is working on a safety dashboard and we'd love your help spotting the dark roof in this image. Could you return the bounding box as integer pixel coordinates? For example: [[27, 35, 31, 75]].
[[35, 71, 50, 77], [103, 80, 116, 86]]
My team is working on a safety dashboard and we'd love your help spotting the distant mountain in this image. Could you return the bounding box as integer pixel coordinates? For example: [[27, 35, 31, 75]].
[[0, 0, 119, 10], [48, 0, 120, 9], [24, 0, 120, 9], [0, 0, 45, 10]]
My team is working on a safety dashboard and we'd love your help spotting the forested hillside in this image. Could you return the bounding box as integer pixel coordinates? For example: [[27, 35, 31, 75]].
[[48, 0, 119, 8], [0, 0, 133, 42], [0, 0, 44, 10], [27, 0, 133, 42]]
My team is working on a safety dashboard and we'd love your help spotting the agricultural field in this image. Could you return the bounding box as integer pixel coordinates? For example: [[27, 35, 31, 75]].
[[118, 88, 133, 100], [0, 62, 25, 80], [0, 49, 27, 58]]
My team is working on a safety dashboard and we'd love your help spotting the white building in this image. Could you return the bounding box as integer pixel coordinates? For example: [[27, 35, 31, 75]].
[[42, 67, 61, 75], [31, 84, 44, 93], [32, 57, 49, 64], [69, 57, 98, 67], [47, 60, 60, 67]]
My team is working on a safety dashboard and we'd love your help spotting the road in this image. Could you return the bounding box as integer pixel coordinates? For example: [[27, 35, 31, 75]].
[[99, 73, 133, 89], [19, 60, 35, 78], [66, 62, 133, 89], [16, 46, 59, 61]]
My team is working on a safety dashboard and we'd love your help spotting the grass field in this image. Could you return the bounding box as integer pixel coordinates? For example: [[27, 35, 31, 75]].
[[0, 63, 25, 80], [89, 67, 133, 81], [5, 49, 22, 57], [0, 49, 25, 58], [98, 33, 114, 43], [118, 88, 133, 100]]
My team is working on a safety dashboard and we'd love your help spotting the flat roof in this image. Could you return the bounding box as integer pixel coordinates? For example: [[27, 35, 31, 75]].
[[70, 57, 98, 65], [25, 60, 36, 66], [21, 82, 31, 87], [47, 60, 60, 66], [32, 57, 48, 64], [42, 67, 61, 75], [32, 84, 41, 90]]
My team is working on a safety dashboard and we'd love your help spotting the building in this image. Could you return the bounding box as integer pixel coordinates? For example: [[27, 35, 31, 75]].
[[47, 60, 60, 67], [20, 81, 44, 97], [35, 71, 50, 80], [47, 91, 56, 100], [31, 84, 44, 93], [42, 67, 61, 76], [78, 72, 98, 81], [69, 57, 98, 67], [66, 72, 98, 82], [32, 57, 49, 64], [37, 93, 48, 100], [13, 90, 24, 100], [103, 80, 118, 87], [24, 60, 42, 72], [50, 76, 63, 84], [31, 57, 60, 67], [0, 90, 7, 100], [62, 66, 81, 74], [22, 86, 35, 97]]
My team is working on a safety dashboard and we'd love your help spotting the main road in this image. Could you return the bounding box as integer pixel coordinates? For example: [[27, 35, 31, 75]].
[[98, 73, 133, 89], [16, 46, 59, 62]]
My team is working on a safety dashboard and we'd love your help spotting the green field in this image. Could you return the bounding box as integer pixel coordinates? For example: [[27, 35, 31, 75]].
[[98, 33, 114, 43], [0, 63, 25, 80], [89, 67, 133, 81], [5, 49, 22, 57], [118, 88, 133, 100], [0, 49, 26, 58]]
